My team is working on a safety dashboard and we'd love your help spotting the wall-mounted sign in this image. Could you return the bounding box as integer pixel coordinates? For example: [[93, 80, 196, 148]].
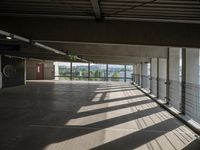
[[0, 44, 20, 51]]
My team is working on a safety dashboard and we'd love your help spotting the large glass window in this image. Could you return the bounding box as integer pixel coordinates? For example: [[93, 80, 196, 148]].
[[126, 65, 133, 82], [72, 63, 88, 80], [54, 62, 135, 82], [108, 64, 125, 81], [54, 62, 70, 80], [90, 63, 107, 81]]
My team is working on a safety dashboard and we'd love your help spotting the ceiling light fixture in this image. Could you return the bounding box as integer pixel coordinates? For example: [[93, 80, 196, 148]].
[[6, 36, 12, 40]]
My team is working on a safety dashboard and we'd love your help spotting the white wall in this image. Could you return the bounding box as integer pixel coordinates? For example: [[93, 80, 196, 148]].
[[0, 55, 2, 89]]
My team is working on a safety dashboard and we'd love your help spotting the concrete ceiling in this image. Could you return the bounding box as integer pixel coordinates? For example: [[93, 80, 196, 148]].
[[0, 0, 200, 23], [0, 0, 199, 64]]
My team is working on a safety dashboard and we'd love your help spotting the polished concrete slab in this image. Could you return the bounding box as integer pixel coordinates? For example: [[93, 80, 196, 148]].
[[0, 80, 199, 150]]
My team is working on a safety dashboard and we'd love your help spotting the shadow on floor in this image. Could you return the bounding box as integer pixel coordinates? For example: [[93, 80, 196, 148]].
[[0, 81, 199, 150]]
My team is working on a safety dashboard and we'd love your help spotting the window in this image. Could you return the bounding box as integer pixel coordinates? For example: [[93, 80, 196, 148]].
[[126, 65, 133, 82], [72, 63, 88, 80], [108, 64, 125, 81], [90, 63, 107, 81]]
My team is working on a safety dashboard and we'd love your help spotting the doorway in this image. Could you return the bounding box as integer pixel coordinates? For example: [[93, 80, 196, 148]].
[[36, 64, 44, 80]]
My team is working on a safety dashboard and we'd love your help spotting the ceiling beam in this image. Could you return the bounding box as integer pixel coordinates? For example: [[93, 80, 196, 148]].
[[90, 0, 101, 20], [42, 42, 168, 58], [0, 16, 200, 48]]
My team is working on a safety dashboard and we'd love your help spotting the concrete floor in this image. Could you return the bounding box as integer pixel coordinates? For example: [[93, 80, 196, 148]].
[[0, 80, 199, 150]]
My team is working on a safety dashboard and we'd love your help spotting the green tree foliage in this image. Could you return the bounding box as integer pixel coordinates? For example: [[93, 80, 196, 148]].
[[111, 72, 119, 81]]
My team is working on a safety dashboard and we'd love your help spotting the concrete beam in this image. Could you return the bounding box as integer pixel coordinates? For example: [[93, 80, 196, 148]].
[[43, 42, 168, 58], [1, 17, 200, 48]]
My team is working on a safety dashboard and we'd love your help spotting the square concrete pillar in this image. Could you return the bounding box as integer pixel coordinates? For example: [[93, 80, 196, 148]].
[[151, 58, 158, 96], [54, 62, 59, 80], [185, 48, 200, 123], [169, 48, 182, 111], [142, 63, 150, 90], [138, 63, 142, 86], [158, 58, 167, 101]]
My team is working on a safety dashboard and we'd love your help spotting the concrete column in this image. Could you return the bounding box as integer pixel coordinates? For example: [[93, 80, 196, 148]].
[[147, 63, 151, 90], [180, 48, 186, 114], [134, 64, 137, 84], [139, 63, 142, 86], [54, 62, 59, 80], [135, 64, 139, 85], [88, 62, 90, 81], [133, 64, 136, 83], [142, 63, 149, 89], [106, 64, 108, 81], [135, 64, 138, 84], [70, 62, 72, 80], [24, 59, 26, 85], [0, 55, 2, 89], [141, 63, 143, 87], [124, 65, 126, 82], [185, 48, 200, 120], [158, 58, 167, 100], [169, 48, 182, 111], [150, 59, 152, 93], [151, 58, 158, 96], [166, 48, 170, 104], [157, 58, 159, 98]]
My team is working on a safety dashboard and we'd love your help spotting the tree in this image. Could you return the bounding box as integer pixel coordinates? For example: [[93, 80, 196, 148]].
[[112, 72, 119, 81]]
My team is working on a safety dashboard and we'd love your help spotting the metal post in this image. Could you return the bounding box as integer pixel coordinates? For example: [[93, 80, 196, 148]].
[[124, 65, 126, 82], [157, 58, 159, 98], [70, 62, 72, 80], [166, 48, 170, 104], [106, 64, 108, 81], [180, 48, 186, 114], [88, 62, 90, 81]]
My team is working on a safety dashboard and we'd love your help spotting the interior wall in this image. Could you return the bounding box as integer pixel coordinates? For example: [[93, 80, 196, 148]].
[[26, 60, 54, 80], [1, 56, 25, 88]]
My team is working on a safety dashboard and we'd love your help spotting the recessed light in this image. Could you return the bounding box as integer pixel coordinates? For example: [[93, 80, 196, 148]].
[[6, 36, 12, 40]]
